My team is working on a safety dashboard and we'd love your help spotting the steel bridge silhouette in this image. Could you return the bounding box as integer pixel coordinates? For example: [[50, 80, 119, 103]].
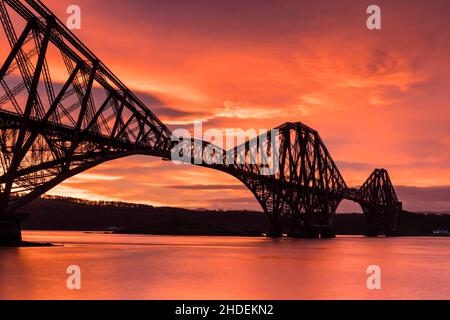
[[0, 0, 402, 242]]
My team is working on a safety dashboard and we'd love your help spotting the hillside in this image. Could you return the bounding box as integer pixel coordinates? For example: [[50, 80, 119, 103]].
[[18, 196, 450, 236]]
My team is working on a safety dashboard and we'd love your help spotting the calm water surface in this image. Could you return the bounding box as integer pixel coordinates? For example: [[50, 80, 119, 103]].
[[0, 231, 449, 299]]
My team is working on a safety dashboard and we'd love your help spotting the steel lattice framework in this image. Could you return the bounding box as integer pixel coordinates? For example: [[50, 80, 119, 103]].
[[224, 123, 348, 237], [356, 169, 402, 236], [0, 0, 402, 240]]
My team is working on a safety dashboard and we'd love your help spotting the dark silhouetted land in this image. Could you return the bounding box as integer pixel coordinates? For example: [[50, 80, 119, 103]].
[[19, 196, 450, 236]]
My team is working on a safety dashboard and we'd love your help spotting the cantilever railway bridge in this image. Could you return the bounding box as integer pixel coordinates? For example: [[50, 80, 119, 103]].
[[0, 0, 402, 242]]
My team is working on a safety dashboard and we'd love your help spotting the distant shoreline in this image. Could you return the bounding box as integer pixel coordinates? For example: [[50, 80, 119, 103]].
[[111, 231, 449, 237], [21, 229, 450, 238], [18, 196, 450, 238]]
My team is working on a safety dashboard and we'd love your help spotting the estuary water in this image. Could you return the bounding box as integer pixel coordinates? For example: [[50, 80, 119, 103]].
[[0, 231, 449, 299]]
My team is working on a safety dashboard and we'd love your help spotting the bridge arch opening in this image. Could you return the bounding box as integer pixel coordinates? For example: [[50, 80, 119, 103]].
[[336, 199, 363, 214], [36, 155, 271, 234], [50, 155, 261, 210], [334, 199, 365, 236]]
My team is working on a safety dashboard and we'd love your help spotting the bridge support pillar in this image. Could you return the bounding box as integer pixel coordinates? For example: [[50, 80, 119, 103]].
[[0, 218, 22, 244], [364, 229, 379, 237], [320, 227, 336, 239], [266, 224, 283, 238], [362, 204, 400, 237], [287, 226, 320, 239], [287, 226, 335, 239], [385, 231, 398, 237]]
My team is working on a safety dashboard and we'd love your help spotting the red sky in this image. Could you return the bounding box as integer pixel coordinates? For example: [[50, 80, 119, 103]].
[[15, 0, 450, 211]]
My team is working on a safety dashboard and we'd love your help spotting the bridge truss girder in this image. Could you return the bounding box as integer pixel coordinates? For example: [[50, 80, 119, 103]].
[[357, 169, 402, 236], [222, 122, 348, 238]]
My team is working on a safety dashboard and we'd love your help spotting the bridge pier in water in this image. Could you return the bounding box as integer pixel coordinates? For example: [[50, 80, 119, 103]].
[[286, 225, 336, 239], [266, 226, 283, 238], [287, 227, 320, 239], [320, 227, 336, 239], [362, 204, 402, 237], [0, 218, 22, 243]]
